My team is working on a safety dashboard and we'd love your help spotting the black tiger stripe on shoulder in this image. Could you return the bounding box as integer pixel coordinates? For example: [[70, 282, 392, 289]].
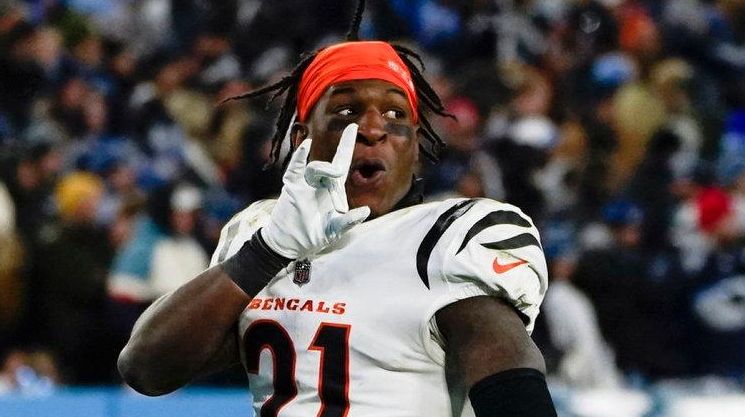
[[456, 210, 533, 254], [416, 199, 478, 289], [481, 233, 542, 251]]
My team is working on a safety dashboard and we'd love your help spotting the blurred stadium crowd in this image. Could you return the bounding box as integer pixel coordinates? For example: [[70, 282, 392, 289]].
[[1, 0, 745, 396]]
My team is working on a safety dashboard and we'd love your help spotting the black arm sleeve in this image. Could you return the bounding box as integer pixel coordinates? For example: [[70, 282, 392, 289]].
[[469, 368, 557, 417], [220, 228, 292, 296]]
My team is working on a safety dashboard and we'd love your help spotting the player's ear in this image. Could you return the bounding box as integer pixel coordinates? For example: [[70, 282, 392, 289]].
[[291, 123, 309, 148]]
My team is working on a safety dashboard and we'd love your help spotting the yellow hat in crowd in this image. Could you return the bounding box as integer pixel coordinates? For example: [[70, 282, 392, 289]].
[[55, 172, 104, 221]]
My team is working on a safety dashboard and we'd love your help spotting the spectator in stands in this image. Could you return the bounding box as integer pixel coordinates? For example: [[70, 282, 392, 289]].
[[1, 142, 62, 247], [423, 96, 503, 201], [650, 58, 703, 178], [107, 182, 209, 364], [625, 128, 683, 251], [0, 18, 46, 133], [492, 66, 557, 223], [534, 117, 589, 221], [572, 200, 691, 379], [109, 182, 208, 304], [534, 239, 622, 389], [688, 187, 745, 379], [147, 183, 209, 297], [670, 163, 718, 274], [32, 172, 114, 384], [192, 28, 242, 91]]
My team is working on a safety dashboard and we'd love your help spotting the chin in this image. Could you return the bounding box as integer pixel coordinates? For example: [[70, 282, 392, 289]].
[[348, 194, 386, 219]]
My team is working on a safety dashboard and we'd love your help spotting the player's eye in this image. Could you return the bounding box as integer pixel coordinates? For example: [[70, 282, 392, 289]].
[[383, 109, 404, 119], [337, 108, 355, 117]]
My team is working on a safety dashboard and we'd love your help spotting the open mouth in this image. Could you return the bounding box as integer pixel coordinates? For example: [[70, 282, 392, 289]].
[[350, 159, 386, 186]]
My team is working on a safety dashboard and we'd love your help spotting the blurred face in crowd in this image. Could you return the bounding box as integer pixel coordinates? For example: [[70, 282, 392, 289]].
[[171, 210, 197, 236], [614, 223, 642, 248], [294, 79, 420, 218], [155, 58, 196, 95], [76, 189, 103, 224], [512, 72, 552, 117], [83, 92, 108, 134], [440, 98, 480, 152], [33, 27, 63, 69], [456, 172, 485, 199], [169, 186, 201, 236], [73, 36, 103, 69], [194, 34, 231, 59], [59, 78, 88, 111], [17, 148, 62, 191], [709, 210, 743, 245], [110, 49, 137, 79]]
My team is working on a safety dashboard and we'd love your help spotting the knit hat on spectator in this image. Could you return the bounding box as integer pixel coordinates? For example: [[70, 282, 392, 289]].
[[697, 187, 732, 233], [170, 184, 202, 212], [55, 172, 104, 221]]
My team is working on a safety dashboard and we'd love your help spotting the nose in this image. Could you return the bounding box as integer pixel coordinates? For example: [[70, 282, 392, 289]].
[[356, 109, 386, 145]]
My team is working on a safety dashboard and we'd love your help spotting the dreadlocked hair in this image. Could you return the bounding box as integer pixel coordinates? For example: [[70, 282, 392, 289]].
[[222, 51, 318, 167], [345, 0, 365, 41], [223, 0, 452, 168]]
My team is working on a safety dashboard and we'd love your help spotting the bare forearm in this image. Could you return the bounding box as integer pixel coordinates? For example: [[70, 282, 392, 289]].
[[118, 229, 292, 395], [118, 265, 249, 395]]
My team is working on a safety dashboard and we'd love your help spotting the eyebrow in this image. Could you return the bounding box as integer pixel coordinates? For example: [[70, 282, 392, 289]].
[[387, 88, 407, 99]]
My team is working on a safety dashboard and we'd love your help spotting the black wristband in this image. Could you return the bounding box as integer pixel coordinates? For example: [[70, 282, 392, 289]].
[[220, 228, 292, 296], [469, 368, 557, 417]]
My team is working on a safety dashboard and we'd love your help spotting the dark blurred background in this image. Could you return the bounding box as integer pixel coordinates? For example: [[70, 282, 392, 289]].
[[1, 1, 745, 411]]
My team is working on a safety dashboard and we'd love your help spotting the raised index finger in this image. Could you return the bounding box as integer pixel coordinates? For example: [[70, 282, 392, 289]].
[[331, 123, 358, 182]]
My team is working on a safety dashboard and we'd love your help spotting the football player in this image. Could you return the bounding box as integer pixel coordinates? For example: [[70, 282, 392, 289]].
[[118, 2, 556, 416]]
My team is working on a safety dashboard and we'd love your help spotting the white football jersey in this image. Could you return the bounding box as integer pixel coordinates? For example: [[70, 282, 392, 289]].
[[209, 198, 548, 417]]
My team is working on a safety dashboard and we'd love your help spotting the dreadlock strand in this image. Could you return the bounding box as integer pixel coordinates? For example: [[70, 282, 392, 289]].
[[221, 76, 300, 105], [394, 51, 449, 117], [417, 108, 447, 161], [264, 53, 318, 167], [392, 44, 426, 71], [268, 87, 298, 167], [417, 131, 440, 163], [243, 53, 315, 168], [416, 92, 446, 116], [410, 71, 447, 114], [267, 83, 292, 105], [419, 113, 446, 150], [345, 0, 366, 41]]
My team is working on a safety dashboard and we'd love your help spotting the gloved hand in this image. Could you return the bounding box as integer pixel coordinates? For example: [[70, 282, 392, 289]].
[[261, 123, 370, 259]]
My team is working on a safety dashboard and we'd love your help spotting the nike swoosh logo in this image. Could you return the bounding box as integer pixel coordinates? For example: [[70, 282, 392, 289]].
[[492, 258, 527, 274]]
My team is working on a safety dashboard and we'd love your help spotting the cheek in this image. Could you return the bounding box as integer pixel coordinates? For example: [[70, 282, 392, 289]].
[[390, 139, 418, 180], [308, 133, 338, 162], [399, 135, 419, 165]]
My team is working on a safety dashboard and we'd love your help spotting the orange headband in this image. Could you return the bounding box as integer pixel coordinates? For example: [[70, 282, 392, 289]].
[[297, 41, 418, 123]]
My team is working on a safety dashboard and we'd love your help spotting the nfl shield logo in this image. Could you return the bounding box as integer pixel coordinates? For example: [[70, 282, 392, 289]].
[[293, 259, 311, 285]]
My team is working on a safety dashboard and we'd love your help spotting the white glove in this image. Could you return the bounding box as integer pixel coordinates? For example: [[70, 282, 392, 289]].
[[261, 123, 371, 259]]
